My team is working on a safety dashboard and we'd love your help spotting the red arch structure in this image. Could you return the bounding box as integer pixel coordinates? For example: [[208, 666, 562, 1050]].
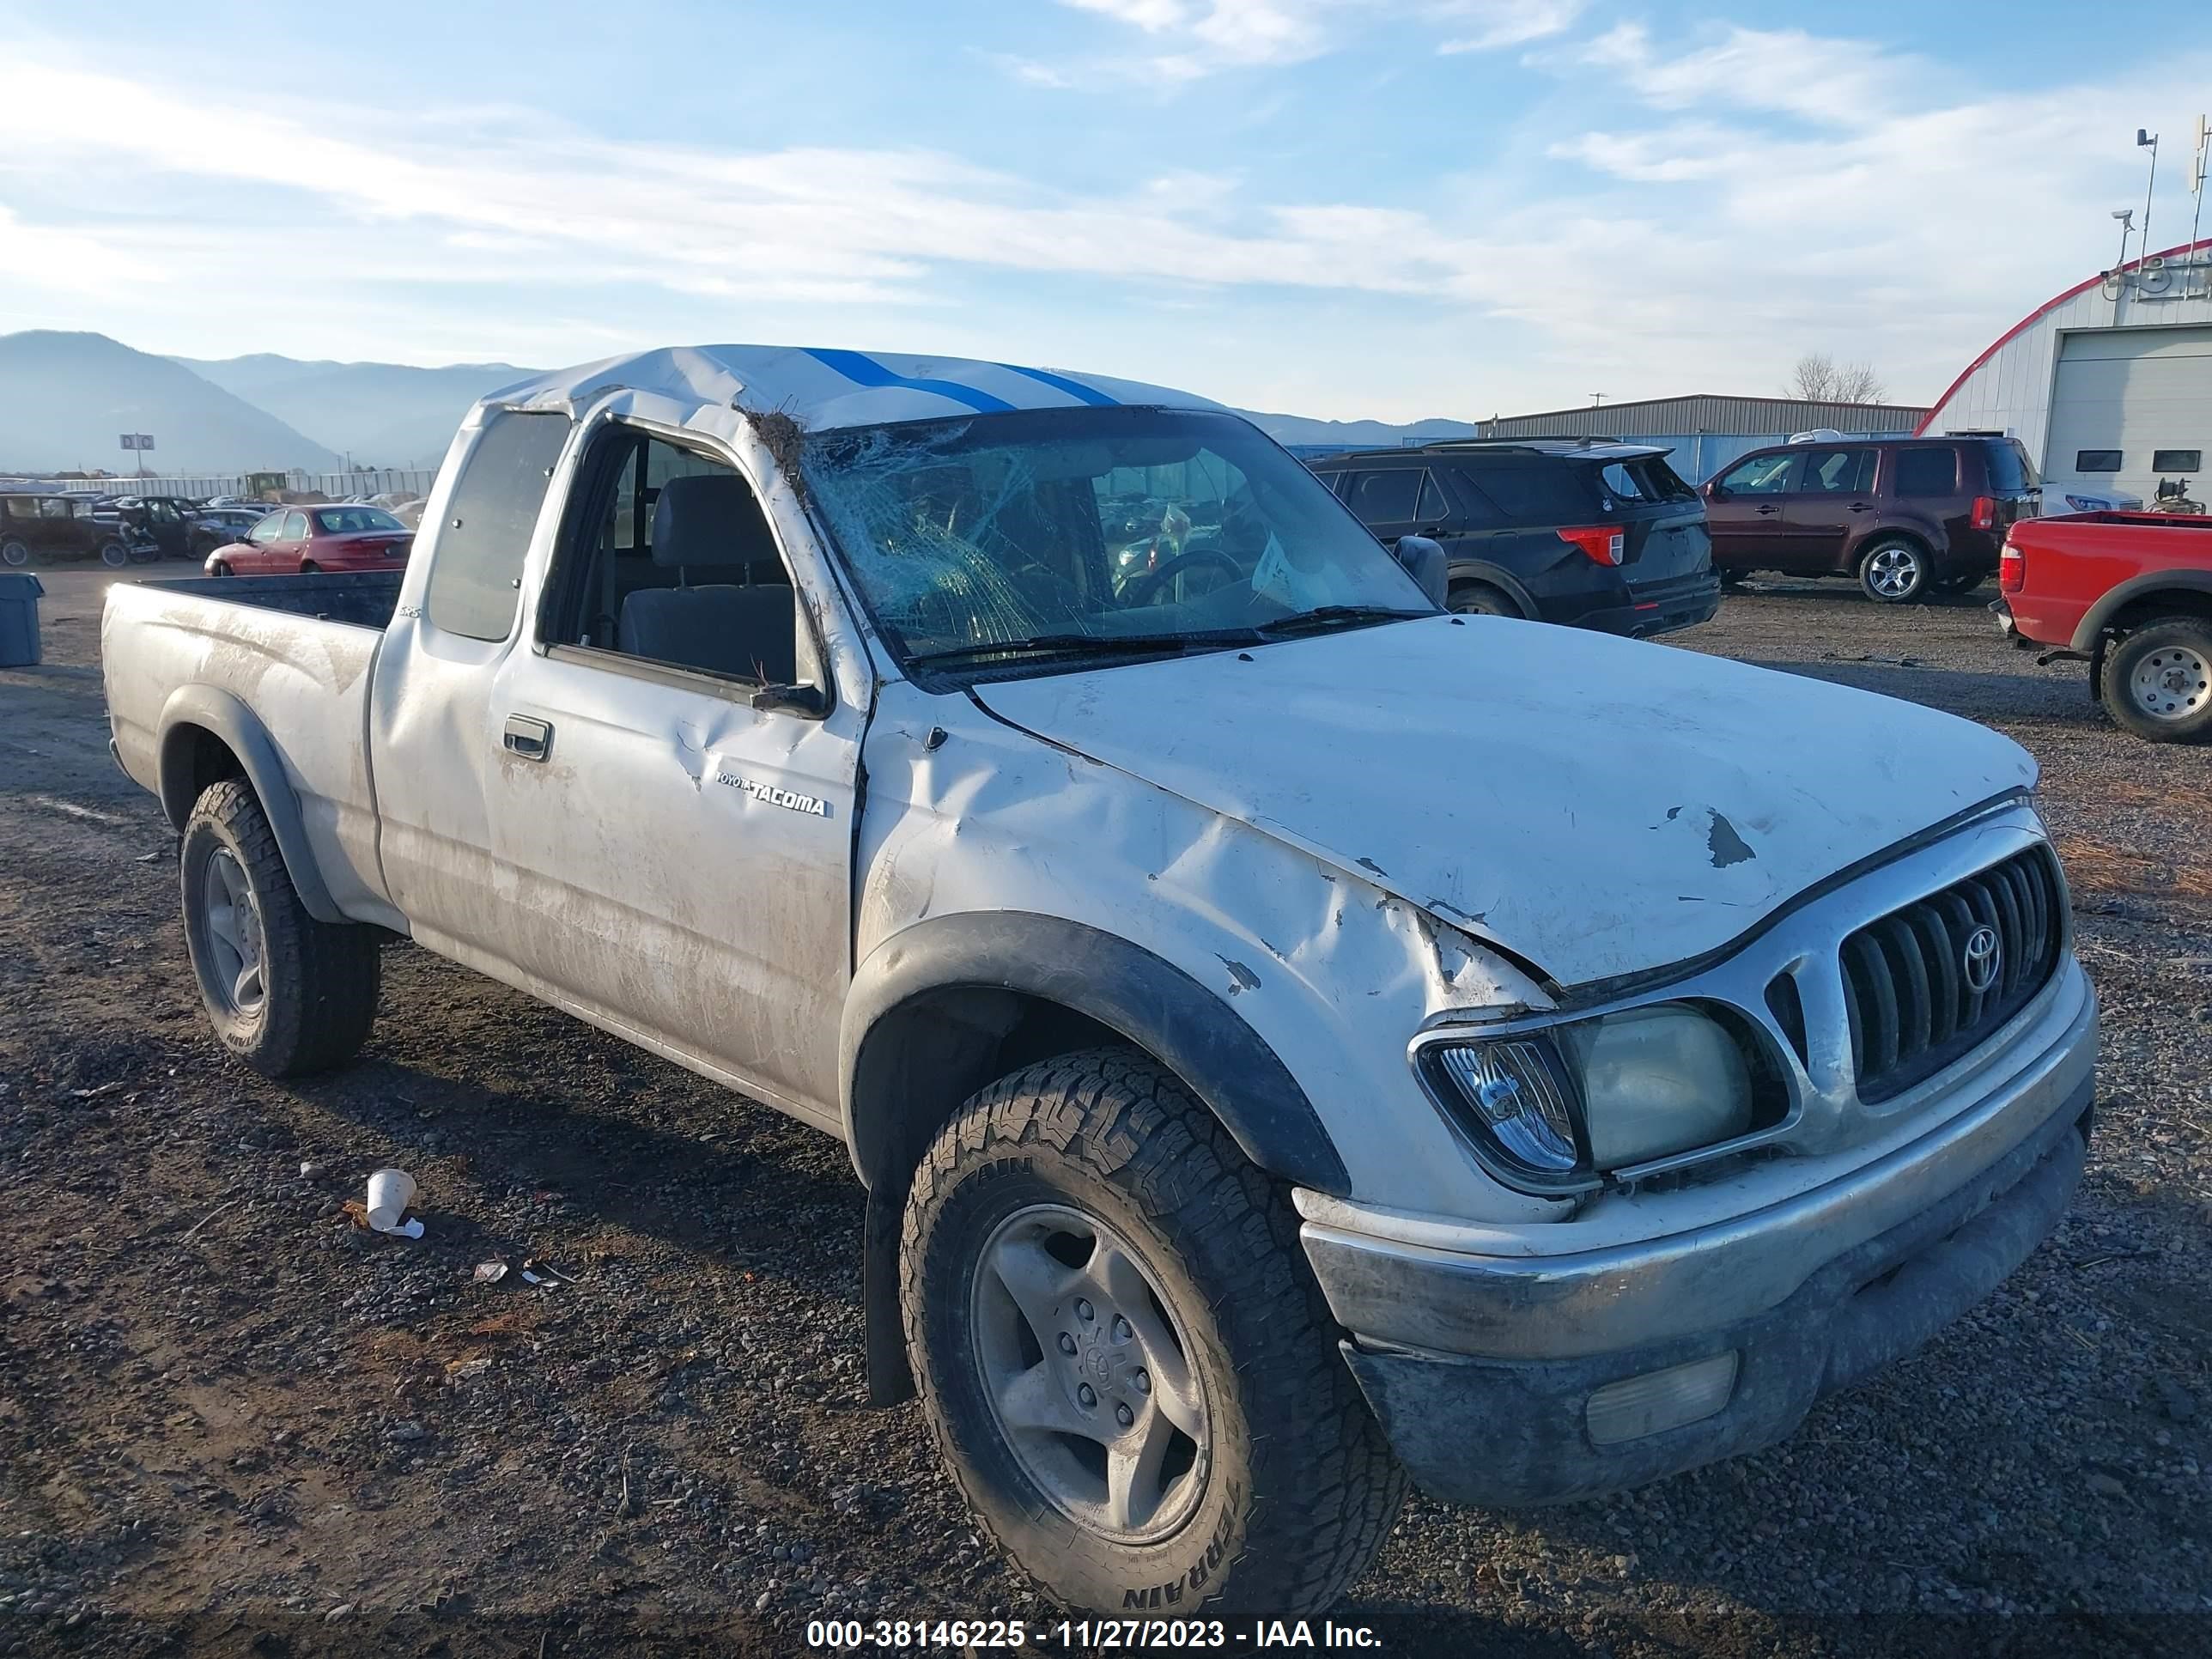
[[1914, 237, 2212, 435]]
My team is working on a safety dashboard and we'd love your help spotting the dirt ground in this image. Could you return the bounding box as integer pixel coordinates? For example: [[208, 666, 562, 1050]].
[[2, 566, 2209, 1658]]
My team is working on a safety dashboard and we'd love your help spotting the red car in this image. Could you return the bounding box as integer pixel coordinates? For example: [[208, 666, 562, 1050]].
[[1995, 511, 2212, 742], [204, 505, 413, 577]]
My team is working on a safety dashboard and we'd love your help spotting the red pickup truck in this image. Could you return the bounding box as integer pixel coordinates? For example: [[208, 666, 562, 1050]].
[[1995, 511, 2212, 742]]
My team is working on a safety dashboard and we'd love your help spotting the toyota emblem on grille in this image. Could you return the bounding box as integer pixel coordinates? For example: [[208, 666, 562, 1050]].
[[1962, 925, 2002, 994]]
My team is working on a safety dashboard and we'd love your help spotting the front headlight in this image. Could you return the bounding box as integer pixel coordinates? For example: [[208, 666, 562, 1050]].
[[1422, 1003, 1761, 1193]]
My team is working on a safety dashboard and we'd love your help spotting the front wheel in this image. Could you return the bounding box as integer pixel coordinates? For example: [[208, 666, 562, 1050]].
[[300, 560, 321, 574], [99, 541, 131, 569], [180, 779, 381, 1077], [0, 540, 27, 568], [1857, 538, 1927, 603], [209, 561, 234, 578], [902, 1050, 1405, 1618], [2100, 618, 2212, 742]]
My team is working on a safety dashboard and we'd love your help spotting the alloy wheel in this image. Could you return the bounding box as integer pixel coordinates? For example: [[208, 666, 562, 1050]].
[[969, 1202, 1210, 1542], [197, 847, 268, 1019]]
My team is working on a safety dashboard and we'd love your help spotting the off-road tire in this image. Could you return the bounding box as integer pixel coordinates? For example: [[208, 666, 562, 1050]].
[[1, 539, 28, 568], [1447, 580, 1521, 618], [180, 779, 380, 1077], [2100, 617, 2212, 743], [1857, 537, 1928, 604], [901, 1048, 1406, 1618]]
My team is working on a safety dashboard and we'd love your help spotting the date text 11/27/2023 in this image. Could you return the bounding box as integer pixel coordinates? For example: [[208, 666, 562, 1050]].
[[803, 1618, 1385, 1649]]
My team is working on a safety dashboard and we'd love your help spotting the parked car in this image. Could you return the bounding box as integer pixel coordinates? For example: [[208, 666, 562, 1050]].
[[0, 493, 156, 567], [1704, 434, 2041, 603], [189, 507, 274, 559], [1308, 439, 1720, 635], [113, 495, 206, 561], [1995, 510, 2212, 742], [204, 506, 413, 576], [104, 344, 2094, 1620]]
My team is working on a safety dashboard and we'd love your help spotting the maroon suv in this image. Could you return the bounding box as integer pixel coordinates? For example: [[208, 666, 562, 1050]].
[[1703, 434, 2041, 603]]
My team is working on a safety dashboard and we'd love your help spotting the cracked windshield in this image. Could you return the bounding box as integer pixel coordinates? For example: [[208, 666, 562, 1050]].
[[801, 406, 1431, 667]]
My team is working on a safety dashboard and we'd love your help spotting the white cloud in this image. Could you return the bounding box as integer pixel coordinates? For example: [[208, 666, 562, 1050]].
[[0, 26, 2199, 415], [1041, 0, 1580, 82], [1435, 0, 1585, 55]]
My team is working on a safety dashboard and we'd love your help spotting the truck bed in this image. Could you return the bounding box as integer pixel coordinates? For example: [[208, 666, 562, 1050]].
[[131, 569, 404, 630], [101, 569, 403, 929]]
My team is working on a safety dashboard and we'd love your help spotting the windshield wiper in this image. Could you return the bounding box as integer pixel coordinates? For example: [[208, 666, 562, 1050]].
[[1255, 605, 1432, 639], [905, 630, 1259, 670]]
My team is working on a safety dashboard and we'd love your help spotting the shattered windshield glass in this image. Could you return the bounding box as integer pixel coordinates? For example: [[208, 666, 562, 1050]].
[[799, 407, 1433, 671]]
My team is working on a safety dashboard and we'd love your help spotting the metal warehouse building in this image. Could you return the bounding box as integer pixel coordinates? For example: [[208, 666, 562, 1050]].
[[1473, 395, 1931, 483], [1918, 239, 2212, 510]]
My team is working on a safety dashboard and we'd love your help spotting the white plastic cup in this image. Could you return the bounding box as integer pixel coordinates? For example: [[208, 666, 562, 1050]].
[[365, 1168, 417, 1233]]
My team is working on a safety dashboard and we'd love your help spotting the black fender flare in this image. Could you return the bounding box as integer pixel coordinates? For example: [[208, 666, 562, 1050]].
[[1443, 558, 1540, 618], [2070, 569, 2212, 654], [155, 684, 344, 923], [840, 910, 1350, 1196]]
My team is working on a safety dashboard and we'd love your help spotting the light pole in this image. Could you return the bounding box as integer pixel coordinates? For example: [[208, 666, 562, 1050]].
[[2138, 128, 2160, 266]]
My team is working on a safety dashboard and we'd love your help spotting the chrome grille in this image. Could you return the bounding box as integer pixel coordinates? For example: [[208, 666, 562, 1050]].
[[1841, 847, 2064, 1103]]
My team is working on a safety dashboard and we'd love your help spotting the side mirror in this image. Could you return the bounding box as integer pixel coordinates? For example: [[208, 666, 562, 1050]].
[[1392, 535, 1448, 608], [750, 682, 829, 719], [1705, 481, 1727, 501]]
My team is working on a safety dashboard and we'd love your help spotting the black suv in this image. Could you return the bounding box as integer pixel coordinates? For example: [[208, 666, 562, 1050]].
[[1308, 440, 1720, 635]]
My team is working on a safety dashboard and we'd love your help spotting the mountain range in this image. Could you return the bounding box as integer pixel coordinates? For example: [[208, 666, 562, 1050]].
[[0, 331, 1475, 476]]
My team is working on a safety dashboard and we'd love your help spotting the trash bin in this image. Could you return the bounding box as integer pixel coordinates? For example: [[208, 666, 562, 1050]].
[[0, 573, 44, 667]]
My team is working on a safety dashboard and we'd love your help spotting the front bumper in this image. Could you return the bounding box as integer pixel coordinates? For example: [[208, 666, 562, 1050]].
[[1303, 975, 2096, 1509]]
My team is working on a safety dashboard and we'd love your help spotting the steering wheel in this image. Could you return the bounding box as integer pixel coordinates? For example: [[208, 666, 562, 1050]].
[[1127, 548, 1242, 605]]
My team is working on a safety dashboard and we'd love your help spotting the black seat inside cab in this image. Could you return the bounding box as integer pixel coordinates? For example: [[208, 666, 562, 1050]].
[[617, 473, 797, 685]]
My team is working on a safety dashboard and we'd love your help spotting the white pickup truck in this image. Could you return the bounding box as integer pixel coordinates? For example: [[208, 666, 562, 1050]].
[[102, 345, 2097, 1618]]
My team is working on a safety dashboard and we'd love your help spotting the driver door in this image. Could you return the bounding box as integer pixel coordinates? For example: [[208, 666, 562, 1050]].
[[1705, 452, 1799, 567]]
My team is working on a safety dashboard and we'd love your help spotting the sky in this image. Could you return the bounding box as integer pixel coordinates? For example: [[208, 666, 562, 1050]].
[[1, 0, 2207, 421]]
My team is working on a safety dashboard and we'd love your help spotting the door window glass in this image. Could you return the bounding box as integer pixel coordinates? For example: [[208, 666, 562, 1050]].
[[39, 498, 73, 519], [425, 410, 574, 641], [1716, 453, 1796, 495], [1893, 447, 1957, 497], [1800, 449, 1876, 493], [283, 511, 308, 540], [2152, 448, 2202, 472], [2075, 450, 2123, 473], [1414, 471, 1455, 525], [249, 514, 286, 544], [1345, 470, 1421, 525]]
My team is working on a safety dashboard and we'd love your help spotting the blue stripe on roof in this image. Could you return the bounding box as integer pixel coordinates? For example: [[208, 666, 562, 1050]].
[[802, 348, 1016, 414], [993, 362, 1118, 407]]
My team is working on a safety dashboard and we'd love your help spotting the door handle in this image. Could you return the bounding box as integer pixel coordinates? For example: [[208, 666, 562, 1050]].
[[1847, 502, 1873, 512], [1755, 505, 1782, 515], [502, 714, 552, 761]]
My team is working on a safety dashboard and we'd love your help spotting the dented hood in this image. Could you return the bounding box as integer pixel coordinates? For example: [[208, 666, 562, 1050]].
[[970, 615, 2037, 988]]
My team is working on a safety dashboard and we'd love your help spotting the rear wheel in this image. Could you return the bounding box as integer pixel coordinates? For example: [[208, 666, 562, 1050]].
[[180, 779, 380, 1077], [1929, 569, 1985, 597], [0, 540, 27, 568], [1717, 567, 1747, 589], [1857, 538, 1927, 604], [2100, 618, 2212, 743], [902, 1050, 1405, 1618], [99, 540, 131, 569], [300, 561, 321, 574], [1447, 580, 1522, 618]]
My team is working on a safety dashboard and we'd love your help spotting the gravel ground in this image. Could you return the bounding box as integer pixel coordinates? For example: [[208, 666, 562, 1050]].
[[1, 568, 2207, 1658]]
